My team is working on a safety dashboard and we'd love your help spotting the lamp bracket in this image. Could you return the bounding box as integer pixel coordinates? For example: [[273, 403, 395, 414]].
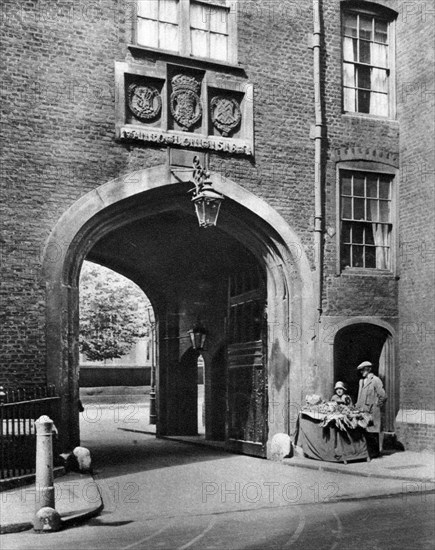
[[191, 155, 210, 196]]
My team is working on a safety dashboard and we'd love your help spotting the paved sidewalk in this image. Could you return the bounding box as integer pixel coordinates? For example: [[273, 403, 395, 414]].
[[0, 472, 103, 535], [87, 436, 435, 523], [284, 448, 435, 483]]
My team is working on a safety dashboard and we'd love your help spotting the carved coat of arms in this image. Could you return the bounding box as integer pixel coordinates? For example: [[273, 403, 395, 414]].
[[128, 83, 162, 122], [170, 75, 202, 131], [210, 96, 242, 137]]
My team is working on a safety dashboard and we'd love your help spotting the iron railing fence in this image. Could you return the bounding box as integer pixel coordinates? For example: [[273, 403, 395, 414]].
[[0, 385, 61, 479]]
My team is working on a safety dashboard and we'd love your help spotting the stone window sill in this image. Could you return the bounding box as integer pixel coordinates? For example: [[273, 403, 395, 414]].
[[128, 44, 246, 74], [340, 268, 396, 278], [342, 112, 399, 124]]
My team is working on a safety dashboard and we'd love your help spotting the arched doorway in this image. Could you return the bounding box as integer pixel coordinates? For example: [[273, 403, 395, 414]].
[[41, 165, 314, 457], [334, 322, 395, 432]]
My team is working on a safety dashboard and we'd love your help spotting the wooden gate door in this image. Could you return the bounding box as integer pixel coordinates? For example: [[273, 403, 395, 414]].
[[226, 268, 267, 457]]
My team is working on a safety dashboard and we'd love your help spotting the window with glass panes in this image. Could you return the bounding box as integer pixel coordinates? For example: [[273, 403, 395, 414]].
[[137, 0, 179, 51], [190, 1, 228, 61], [136, 0, 231, 62], [340, 171, 393, 270], [342, 11, 391, 116]]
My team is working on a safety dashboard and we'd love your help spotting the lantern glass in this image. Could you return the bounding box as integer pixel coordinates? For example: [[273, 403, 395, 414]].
[[192, 185, 224, 228], [188, 328, 207, 350], [199, 332, 207, 349], [194, 198, 222, 227]]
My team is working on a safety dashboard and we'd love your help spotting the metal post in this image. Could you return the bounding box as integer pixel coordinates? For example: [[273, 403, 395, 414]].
[[33, 415, 60, 531], [149, 323, 157, 424]]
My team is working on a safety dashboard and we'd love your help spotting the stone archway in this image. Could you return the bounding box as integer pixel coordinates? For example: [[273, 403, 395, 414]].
[[41, 164, 315, 455]]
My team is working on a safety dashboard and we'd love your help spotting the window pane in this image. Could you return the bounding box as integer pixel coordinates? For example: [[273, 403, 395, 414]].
[[341, 174, 352, 195], [370, 92, 388, 116], [343, 37, 357, 62], [190, 3, 207, 30], [341, 244, 351, 269], [358, 88, 371, 113], [375, 20, 388, 43], [343, 87, 356, 112], [343, 13, 358, 37], [365, 246, 376, 268], [210, 33, 227, 61], [342, 221, 351, 243], [342, 197, 352, 219], [379, 201, 390, 222], [210, 7, 227, 33], [353, 175, 365, 196], [372, 44, 388, 68], [360, 40, 371, 64], [138, 0, 158, 19], [367, 199, 378, 221], [137, 18, 158, 48], [353, 223, 364, 244], [357, 65, 371, 89], [352, 246, 364, 267], [160, 0, 178, 23], [365, 227, 375, 245], [343, 62, 355, 87], [354, 198, 365, 220], [359, 16, 372, 40], [379, 177, 391, 198], [367, 176, 378, 198], [372, 68, 388, 92], [191, 29, 208, 56], [159, 22, 178, 50]]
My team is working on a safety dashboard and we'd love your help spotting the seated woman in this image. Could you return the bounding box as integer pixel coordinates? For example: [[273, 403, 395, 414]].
[[331, 381, 353, 406]]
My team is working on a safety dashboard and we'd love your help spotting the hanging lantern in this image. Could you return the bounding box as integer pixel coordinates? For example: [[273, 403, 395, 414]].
[[188, 324, 207, 351], [190, 156, 224, 228], [191, 183, 224, 228]]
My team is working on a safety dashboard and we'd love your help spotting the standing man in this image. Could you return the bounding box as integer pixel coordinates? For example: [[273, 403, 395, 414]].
[[356, 361, 386, 458]]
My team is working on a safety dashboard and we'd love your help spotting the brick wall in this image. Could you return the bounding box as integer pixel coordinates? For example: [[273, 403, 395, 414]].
[[395, 0, 435, 418], [0, 0, 167, 385], [322, 0, 400, 319], [396, 422, 435, 453]]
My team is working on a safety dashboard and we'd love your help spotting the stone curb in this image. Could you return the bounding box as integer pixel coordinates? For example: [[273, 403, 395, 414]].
[[162, 436, 435, 485], [0, 475, 104, 535], [0, 502, 104, 535], [283, 457, 435, 484]]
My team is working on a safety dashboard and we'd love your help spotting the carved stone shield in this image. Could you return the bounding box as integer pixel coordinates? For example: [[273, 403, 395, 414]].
[[170, 75, 202, 131], [128, 83, 162, 122], [210, 96, 242, 137]]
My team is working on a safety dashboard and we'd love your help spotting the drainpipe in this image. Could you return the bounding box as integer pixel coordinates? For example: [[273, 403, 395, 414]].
[[312, 0, 324, 320]]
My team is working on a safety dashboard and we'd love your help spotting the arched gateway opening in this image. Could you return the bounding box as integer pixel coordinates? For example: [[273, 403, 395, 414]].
[[334, 321, 396, 433], [41, 165, 314, 458]]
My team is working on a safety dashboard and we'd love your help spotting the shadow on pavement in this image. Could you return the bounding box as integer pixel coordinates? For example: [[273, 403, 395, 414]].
[[81, 427, 232, 479]]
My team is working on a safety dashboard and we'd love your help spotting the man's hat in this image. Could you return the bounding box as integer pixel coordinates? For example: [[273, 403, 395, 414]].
[[334, 381, 347, 391], [357, 361, 373, 370]]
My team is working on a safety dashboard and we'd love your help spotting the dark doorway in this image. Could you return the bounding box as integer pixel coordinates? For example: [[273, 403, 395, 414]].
[[334, 323, 390, 405]]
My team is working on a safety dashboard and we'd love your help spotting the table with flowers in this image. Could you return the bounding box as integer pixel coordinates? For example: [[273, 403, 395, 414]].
[[294, 395, 372, 463]]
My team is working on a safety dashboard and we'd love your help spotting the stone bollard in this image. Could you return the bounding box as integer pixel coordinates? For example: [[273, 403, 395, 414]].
[[33, 415, 61, 532], [270, 433, 292, 461]]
